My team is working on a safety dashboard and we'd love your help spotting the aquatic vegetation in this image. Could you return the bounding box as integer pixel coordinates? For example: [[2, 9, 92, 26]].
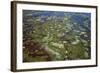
[[23, 10, 91, 62]]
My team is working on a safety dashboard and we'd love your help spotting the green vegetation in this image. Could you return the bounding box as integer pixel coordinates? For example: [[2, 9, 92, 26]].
[[23, 10, 91, 62]]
